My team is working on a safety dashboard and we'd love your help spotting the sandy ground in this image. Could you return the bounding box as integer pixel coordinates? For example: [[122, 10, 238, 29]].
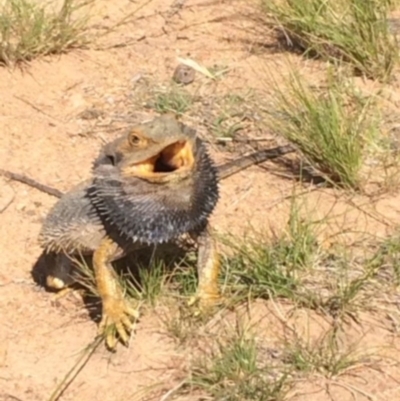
[[1, 0, 400, 400]]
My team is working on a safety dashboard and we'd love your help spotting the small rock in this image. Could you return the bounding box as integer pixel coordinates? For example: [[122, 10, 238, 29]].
[[172, 63, 196, 85]]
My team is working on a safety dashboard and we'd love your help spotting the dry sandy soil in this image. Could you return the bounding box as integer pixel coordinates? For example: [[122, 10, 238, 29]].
[[1, 0, 400, 400]]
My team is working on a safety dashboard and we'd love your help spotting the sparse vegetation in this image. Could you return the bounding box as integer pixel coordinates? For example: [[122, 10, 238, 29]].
[[282, 327, 366, 377], [63, 173, 400, 399], [0, 0, 91, 65], [160, 303, 201, 345], [221, 201, 321, 306], [219, 199, 400, 323], [319, 248, 383, 319], [376, 231, 400, 284], [186, 323, 291, 401], [263, 0, 399, 80], [210, 93, 252, 138], [150, 85, 194, 115]]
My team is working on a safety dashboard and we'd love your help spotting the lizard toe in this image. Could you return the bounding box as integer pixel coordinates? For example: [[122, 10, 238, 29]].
[[99, 297, 140, 349]]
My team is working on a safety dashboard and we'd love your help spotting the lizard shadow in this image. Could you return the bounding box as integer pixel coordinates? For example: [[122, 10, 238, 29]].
[[31, 242, 194, 324]]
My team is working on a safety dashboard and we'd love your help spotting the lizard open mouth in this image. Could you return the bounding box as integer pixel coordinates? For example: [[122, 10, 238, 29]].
[[127, 140, 195, 178]]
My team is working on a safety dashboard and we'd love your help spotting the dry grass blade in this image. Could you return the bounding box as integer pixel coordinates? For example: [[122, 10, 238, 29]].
[[283, 328, 367, 378]]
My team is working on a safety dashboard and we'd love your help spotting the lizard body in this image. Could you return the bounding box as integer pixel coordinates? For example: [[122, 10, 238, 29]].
[[1, 116, 294, 349]]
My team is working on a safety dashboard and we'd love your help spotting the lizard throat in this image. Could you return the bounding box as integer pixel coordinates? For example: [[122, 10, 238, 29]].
[[123, 140, 195, 180]]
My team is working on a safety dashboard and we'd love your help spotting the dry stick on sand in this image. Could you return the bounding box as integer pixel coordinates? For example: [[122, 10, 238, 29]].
[[0, 168, 63, 198]]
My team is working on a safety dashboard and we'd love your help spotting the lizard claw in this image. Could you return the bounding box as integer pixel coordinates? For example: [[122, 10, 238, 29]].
[[98, 297, 140, 349], [188, 291, 222, 317]]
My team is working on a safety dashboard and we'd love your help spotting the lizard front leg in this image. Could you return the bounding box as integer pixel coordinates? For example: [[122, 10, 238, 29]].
[[189, 224, 221, 309], [93, 236, 139, 349]]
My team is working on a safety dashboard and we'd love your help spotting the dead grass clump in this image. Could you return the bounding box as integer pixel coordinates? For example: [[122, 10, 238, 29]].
[[0, 0, 91, 66]]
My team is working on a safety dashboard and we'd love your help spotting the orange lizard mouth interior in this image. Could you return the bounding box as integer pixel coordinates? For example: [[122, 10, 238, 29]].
[[128, 140, 194, 178]]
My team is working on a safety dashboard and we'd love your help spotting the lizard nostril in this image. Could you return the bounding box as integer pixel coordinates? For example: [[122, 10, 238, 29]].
[[105, 155, 116, 166]]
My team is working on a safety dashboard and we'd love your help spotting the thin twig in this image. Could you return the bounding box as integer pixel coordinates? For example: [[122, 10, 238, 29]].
[[159, 380, 186, 401], [0, 169, 63, 198], [14, 95, 61, 123], [0, 183, 15, 213], [46, 335, 103, 401]]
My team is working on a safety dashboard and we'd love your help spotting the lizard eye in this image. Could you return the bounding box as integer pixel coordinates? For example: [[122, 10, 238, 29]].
[[129, 132, 142, 146]]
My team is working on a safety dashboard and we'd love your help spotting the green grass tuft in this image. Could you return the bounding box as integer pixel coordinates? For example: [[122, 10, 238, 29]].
[[0, 0, 91, 66], [222, 201, 320, 306], [188, 323, 291, 401], [151, 85, 193, 115], [263, 0, 398, 80], [264, 69, 381, 189]]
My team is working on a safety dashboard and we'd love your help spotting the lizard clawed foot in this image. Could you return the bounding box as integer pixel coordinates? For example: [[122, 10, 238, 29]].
[[51, 287, 84, 304], [47, 275, 84, 303], [188, 290, 222, 318], [99, 296, 140, 350]]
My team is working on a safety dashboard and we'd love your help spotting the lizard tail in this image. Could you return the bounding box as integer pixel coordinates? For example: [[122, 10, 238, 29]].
[[217, 144, 296, 180]]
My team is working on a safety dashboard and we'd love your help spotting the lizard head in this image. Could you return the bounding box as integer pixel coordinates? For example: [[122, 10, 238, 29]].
[[90, 114, 219, 244], [97, 114, 197, 182]]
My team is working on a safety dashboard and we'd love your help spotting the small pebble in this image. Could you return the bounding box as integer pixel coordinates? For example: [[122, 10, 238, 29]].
[[172, 63, 196, 85]]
